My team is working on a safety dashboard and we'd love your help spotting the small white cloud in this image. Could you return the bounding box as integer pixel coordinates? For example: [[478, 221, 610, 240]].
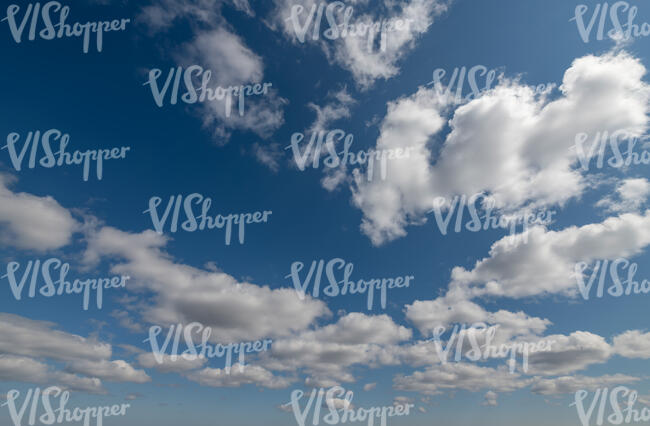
[[253, 143, 283, 173], [125, 393, 143, 401], [482, 391, 498, 406], [138, 353, 207, 373], [185, 364, 292, 389], [0, 174, 78, 251], [597, 178, 650, 213], [531, 374, 640, 395], [270, 0, 450, 88], [613, 330, 650, 358], [363, 382, 377, 391], [65, 359, 150, 384]]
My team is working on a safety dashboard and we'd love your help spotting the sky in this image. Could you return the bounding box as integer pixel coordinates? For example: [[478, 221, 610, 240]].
[[1, 0, 650, 425]]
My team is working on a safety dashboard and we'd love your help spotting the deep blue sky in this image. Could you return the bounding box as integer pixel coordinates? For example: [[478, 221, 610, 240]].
[[1, 0, 650, 425]]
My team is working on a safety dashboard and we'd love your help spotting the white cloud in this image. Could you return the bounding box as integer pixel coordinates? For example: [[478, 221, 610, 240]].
[[405, 292, 550, 338], [307, 87, 356, 134], [139, 0, 285, 139], [531, 374, 640, 395], [304, 376, 341, 388], [227, 0, 254, 16], [393, 396, 413, 406], [138, 0, 221, 32], [612, 330, 650, 358], [83, 227, 331, 342], [0, 174, 78, 251], [0, 314, 152, 392], [639, 395, 650, 406], [393, 363, 531, 395], [179, 27, 263, 86], [321, 166, 348, 192], [0, 313, 111, 362], [333, 0, 449, 88], [482, 390, 498, 406], [259, 313, 411, 386], [326, 394, 354, 410], [352, 51, 650, 245], [185, 363, 292, 388], [525, 332, 612, 376], [391, 338, 445, 367], [399, 208, 650, 389], [442, 210, 650, 299], [0, 355, 104, 394], [309, 313, 412, 345], [597, 178, 650, 213], [179, 28, 286, 140], [287, 87, 356, 190], [110, 310, 145, 333], [363, 382, 377, 391], [270, 0, 450, 88], [138, 353, 208, 373], [618, 178, 650, 206], [351, 86, 448, 244], [65, 359, 151, 383], [125, 393, 143, 401], [253, 142, 283, 173]]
